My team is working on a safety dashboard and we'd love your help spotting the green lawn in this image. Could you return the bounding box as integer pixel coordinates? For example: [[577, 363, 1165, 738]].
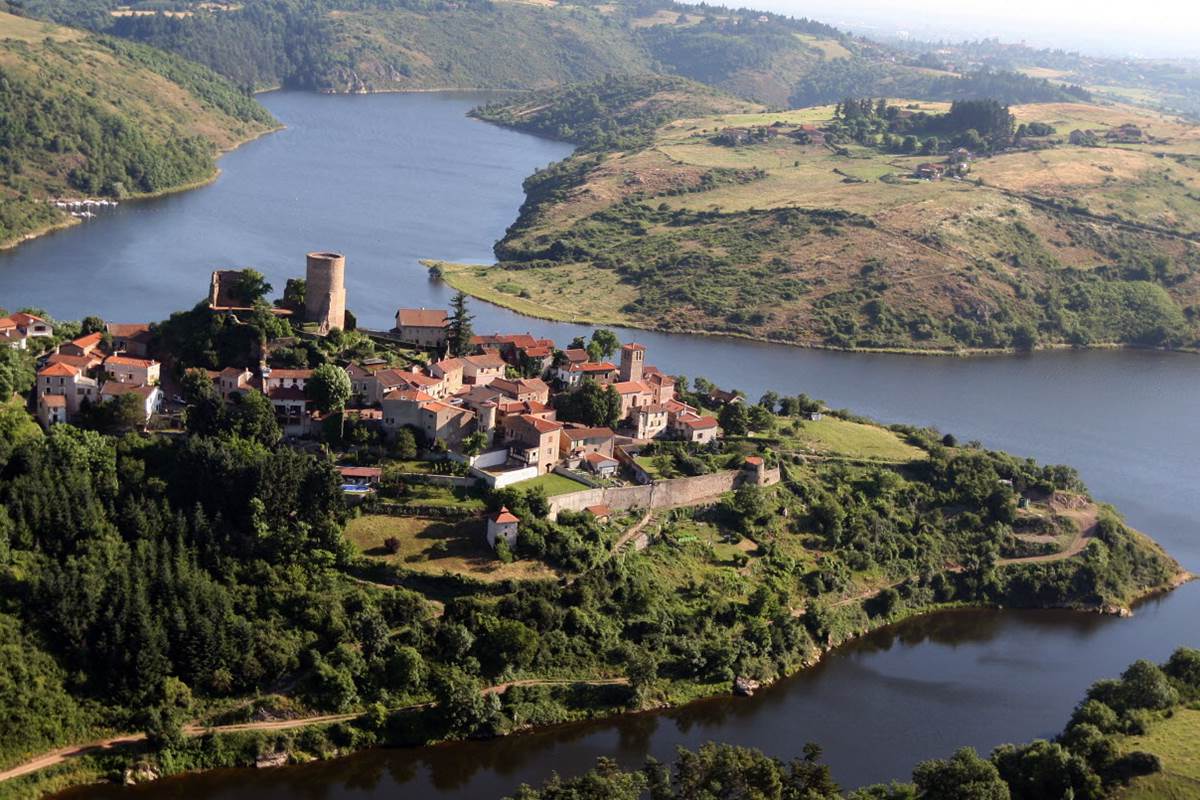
[[512, 472, 593, 496], [772, 417, 925, 463], [1117, 708, 1200, 800], [345, 515, 555, 582]]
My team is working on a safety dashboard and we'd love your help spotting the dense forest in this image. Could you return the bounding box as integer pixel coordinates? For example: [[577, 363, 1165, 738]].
[[508, 648, 1200, 799], [790, 64, 1091, 108]]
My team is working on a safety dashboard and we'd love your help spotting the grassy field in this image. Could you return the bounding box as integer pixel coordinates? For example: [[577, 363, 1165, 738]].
[[510, 472, 593, 496], [1117, 708, 1200, 800], [345, 515, 557, 582], [776, 417, 925, 462], [0, 11, 83, 41], [474, 87, 1200, 353]]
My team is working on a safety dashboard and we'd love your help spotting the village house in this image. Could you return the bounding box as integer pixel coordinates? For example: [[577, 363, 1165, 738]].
[[486, 506, 519, 550], [394, 308, 448, 348], [261, 367, 311, 392], [338, 466, 383, 488], [37, 393, 67, 427], [502, 413, 563, 473], [103, 354, 160, 386], [915, 163, 946, 180], [559, 426, 616, 464], [381, 389, 475, 448], [215, 366, 253, 399], [462, 353, 506, 386], [585, 504, 612, 523], [672, 409, 720, 444], [36, 362, 98, 415], [12, 312, 52, 341], [59, 331, 103, 358], [559, 360, 619, 387], [470, 333, 555, 372], [633, 403, 670, 440], [490, 376, 551, 405], [381, 388, 434, 432], [346, 362, 380, 404], [0, 316, 24, 349], [106, 323, 153, 357], [99, 382, 162, 424], [429, 357, 465, 393]]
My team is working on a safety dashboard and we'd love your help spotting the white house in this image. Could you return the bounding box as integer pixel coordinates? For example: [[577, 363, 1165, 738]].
[[486, 506, 519, 550]]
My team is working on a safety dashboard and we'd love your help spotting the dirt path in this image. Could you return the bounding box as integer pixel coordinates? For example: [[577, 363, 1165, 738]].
[[614, 509, 654, 553], [999, 505, 1098, 565], [0, 678, 628, 785]]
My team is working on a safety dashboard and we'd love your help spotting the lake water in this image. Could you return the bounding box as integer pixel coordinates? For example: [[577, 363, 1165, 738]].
[[9, 91, 1196, 796]]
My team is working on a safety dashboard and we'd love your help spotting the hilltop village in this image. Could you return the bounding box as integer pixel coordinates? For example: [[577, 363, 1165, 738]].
[[6, 251, 786, 550]]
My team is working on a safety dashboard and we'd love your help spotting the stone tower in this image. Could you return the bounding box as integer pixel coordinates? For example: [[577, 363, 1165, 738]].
[[305, 251, 346, 333], [619, 342, 645, 383]]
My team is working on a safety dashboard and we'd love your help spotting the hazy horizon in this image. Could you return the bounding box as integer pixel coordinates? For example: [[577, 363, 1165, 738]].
[[750, 0, 1200, 59]]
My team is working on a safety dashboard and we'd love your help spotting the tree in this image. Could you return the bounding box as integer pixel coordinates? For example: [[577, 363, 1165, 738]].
[[143, 676, 192, 750], [447, 291, 474, 357], [307, 363, 351, 421], [235, 268, 272, 305], [758, 391, 779, 412], [462, 431, 488, 457], [748, 405, 773, 432], [991, 740, 1103, 800], [181, 367, 223, 437], [718, 402, 750, 436], [225, 390, 280, 445], [588, 329, 619, 360], [79, 315, 106, 335], [278, 277, 306, 313], [912, 747, 1010, 800]]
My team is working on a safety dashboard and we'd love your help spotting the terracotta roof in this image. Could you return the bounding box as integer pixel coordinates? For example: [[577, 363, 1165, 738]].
[[106, 323, 151, 339], [584, 451, 618, 466], [400, 372, 442, 388], [612, 380, 651, 395], [0, 317, 16, 330], [497, 399, 550, 416], [621, 342, 646, 352], [41, 394, 66, 407], [420, 400, 465, 415], [46, 353, 97, 370], [523, 346, 552, 358], [338, 466, 382, 479], [265, 368, 312, 380], [267, 386, 308, 401], [219, 366, 250, 378], [39, 362, 79, 377], [638, 403, 669, 414], [573, 361, 617, 373], [464, 353, 506, 370], [517, 414, 562, 434], [11, 312, 47, 327], [679, 414, 718, 429], [375, 368, 412, 387], [105, 355, 157, 368], [744, 456, 764, 466], [563, 426, 615, 441], [101, 382, 156, 399], [70, 332, 103, 350], [396, 308, 448, 328], [562, 348, 589, 364], [431, 357, 464, 372], [383, 388, 434, 403], [491, 506, 519, 524], [585, 504, 611, 517]]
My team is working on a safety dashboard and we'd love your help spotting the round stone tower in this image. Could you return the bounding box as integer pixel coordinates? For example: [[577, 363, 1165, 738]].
[[305, 251, 346, 333]]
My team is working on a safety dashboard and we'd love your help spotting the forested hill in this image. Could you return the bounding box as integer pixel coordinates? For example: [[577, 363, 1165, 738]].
[[0, 9, 277, 247]]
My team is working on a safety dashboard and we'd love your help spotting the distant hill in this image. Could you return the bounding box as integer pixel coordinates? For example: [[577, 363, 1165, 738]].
[[0, 9, 277, 247], [449, 78, 1200, 353]]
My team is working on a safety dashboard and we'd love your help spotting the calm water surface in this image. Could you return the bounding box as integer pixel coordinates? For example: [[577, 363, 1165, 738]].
[[7, 91, 1195, 796]]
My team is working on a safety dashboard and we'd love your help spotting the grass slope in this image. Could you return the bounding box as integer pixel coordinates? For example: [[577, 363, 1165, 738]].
[[468, 82, 1200, 353], [0, 9, 277, 247], [1118, 708, 1200, 800]]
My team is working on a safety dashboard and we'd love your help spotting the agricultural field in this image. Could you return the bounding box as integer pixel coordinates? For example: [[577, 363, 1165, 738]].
[[345, 514, 558, 582], [467, 81, 1200, 353]]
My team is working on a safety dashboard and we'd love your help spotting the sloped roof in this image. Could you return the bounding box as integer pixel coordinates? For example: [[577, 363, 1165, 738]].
[[491, 506, 519, 524], [396, 308, 448, 327], [38, 362, 79, 377]]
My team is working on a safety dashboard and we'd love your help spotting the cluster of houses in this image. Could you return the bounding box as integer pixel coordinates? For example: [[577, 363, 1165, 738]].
[[914, 147, 973, 180], [26, 321, 163, 428]]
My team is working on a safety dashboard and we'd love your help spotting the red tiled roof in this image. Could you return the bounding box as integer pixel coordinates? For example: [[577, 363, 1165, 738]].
[[267, 386, 308, 401], [39, 362, 78, 377], [491, 506, 519, 524], [563, 426, 615, 441], [562, 348, 589, 364], [518, 414, 562, 434], [46, 353, 97, 370], [105, 355, 157, 368], [432, 357, 464, 372], [106, 323, 151, 338], [679, 414, 718, 429], [621, 342, 646, 352], [70, 332, 103, 350], [523, 346, 552, 358], [584, 451, 617, 466], [101, 382, 156, 399], [338, 466, 382, 479], [585, 504, 611, 517], [396, 308, 448, 328], [464, 353, 506, 370], [573, 361, 617, 373], [11, 312, 47, 327], [266, 368, 312, 380], [41, 394, 67, 407], [219, 366, 249, 378], [744, 456, 764, 466], [384, 388, 434, 403], [0, 317, 16, 330], [612, 380, 651, 395]]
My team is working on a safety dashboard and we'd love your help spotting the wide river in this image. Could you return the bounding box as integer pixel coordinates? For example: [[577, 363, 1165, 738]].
[[6, 91, 1196, 797]]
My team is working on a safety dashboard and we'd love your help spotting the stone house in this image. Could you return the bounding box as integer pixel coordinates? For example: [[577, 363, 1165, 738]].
[[462, 353, 506, 386], [394, 308, 448, 348], [502, 413, 563, 473], [103, 355, 160, 386], [487, 506, 519, 550]]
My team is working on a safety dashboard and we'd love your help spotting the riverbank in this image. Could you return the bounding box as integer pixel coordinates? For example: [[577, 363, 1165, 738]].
[[6, 562, 1186, 800], [426, 260, 1198, 358]]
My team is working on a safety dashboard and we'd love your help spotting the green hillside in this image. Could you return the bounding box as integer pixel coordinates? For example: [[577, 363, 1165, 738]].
[[0, 9, 277, 247]]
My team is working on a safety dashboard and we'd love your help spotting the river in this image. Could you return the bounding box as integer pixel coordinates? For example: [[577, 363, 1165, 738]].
[[4, 91, 1196, 796]]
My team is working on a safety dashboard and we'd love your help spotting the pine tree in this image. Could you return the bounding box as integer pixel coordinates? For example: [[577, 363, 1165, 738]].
[[447, 291, 474, 356]]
